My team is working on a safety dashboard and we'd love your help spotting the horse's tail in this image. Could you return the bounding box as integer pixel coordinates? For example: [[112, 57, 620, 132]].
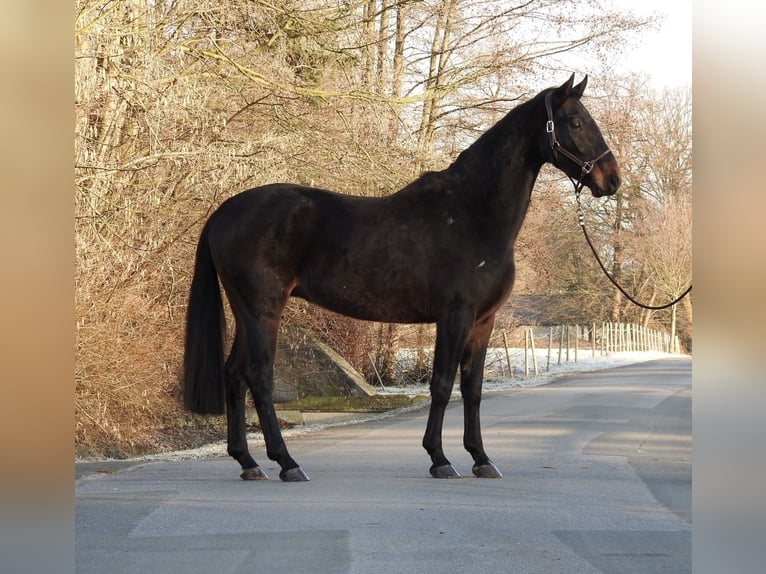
[[182, 219, 226, 415]]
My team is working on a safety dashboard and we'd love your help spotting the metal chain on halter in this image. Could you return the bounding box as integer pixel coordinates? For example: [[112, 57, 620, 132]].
[[575, 190, 692, 310]]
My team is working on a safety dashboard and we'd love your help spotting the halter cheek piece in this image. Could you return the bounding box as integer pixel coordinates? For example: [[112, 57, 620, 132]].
[[544, 91, 613, 194]]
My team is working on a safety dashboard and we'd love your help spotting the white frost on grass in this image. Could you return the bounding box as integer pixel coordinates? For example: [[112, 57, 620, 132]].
[[378, 349, 683, 397]]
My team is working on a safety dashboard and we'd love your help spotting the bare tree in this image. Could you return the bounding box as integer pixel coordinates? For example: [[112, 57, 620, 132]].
[[402, 0, 653, 157], [633, 195, 692, 350]]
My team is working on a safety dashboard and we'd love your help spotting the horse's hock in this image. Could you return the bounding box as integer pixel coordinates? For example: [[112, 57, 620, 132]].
[[270, 323, 377, 403]]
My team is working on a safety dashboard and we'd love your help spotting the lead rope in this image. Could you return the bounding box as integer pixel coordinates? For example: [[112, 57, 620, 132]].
[[575, 191, 692, 310]]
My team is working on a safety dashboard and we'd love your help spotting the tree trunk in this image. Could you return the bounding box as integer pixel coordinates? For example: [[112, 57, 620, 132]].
[[640, 288, 656, 328], [392, 1, 406, 99], [609, 191, 626, 322], [376, 0, 391, 94], [669, 302, 678, 353], [417, 0, 457, 154], [362, 0, 377, 88]]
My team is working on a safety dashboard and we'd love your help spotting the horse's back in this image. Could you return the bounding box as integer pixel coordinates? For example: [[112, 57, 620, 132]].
[[204, 180, 511, 324]]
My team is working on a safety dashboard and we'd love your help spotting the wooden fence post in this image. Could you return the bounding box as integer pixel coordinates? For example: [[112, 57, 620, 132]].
[[619, 323, 624, 352], [574, 324, 579, 362], [547, 327, 553, 372], [502, 331, 513, 379], [524, 329, 529, 377], [592, 322, 596, 358]]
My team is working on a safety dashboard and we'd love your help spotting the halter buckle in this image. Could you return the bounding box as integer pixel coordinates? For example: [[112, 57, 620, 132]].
[[581, 161, 594, 175], [545, 120, 555, 134]]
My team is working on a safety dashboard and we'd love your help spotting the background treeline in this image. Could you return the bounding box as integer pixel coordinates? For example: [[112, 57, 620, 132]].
[[75, 0, 691, 457]]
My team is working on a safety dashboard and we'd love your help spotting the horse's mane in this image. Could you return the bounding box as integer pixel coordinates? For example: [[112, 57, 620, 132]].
[[391, 91, 548, 198], [453, 89, 550, 168]]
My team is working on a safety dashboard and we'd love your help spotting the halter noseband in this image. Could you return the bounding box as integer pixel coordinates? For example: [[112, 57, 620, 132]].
[[544, 91, 613, 193]]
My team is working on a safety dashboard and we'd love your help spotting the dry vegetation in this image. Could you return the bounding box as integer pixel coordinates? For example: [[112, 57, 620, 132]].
[[75, 0, 690, 459]]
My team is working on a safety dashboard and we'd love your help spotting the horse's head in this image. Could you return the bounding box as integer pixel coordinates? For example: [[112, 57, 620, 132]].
[[543, 74, 620, 197]]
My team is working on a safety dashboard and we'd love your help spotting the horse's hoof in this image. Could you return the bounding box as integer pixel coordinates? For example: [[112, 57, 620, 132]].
[[430, 464, 461, 478], [240, 466, 269, 481], [280, 467, 310, 482], [472, 462, 503, 478]]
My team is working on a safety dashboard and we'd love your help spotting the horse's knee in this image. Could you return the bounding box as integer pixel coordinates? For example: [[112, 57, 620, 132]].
[[430, 381, 452, 406]]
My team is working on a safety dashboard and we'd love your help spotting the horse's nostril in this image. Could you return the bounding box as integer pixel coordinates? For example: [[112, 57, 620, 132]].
[[610, 174, 621, 191]]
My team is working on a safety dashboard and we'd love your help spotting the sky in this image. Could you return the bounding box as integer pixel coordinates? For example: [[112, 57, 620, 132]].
[[611, 0, 692, 89]]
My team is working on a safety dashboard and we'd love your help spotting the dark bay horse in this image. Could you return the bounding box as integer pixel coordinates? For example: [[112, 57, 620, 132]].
[[183, 74, 620, 481]]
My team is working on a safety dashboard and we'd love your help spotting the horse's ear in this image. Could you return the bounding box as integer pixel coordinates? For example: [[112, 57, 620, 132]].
[[572, 75, 588, 98], [550, 73, 576, 108]]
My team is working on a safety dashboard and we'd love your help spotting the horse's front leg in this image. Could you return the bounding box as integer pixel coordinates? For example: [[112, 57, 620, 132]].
[[423, 311, 473, 478], [460, 314, 503, 478]]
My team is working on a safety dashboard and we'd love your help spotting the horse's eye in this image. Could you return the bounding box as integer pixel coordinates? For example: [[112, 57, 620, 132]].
[[569, 118, 582, 129]]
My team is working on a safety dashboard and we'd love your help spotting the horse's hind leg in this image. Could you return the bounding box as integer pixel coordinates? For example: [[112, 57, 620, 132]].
[[460, 315, 502, 478], [242, 317, 309, 482], [225, 334, 268, 479]]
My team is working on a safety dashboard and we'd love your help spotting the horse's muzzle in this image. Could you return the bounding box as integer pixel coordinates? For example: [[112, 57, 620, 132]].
[[590, 162, 620, 197]]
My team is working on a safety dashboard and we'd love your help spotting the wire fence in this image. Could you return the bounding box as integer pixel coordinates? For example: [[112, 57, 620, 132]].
[[390, 322, 681, 384], [487, 322, 681, 379]]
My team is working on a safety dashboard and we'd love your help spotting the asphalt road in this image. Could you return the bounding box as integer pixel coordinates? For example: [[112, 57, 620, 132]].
[[75, 357, 691, 574]]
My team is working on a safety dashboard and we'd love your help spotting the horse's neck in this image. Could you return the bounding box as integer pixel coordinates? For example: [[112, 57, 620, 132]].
[[452, 127, 543, 239], [495, 158, 540, 244], [504, 163, 539, 239]]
